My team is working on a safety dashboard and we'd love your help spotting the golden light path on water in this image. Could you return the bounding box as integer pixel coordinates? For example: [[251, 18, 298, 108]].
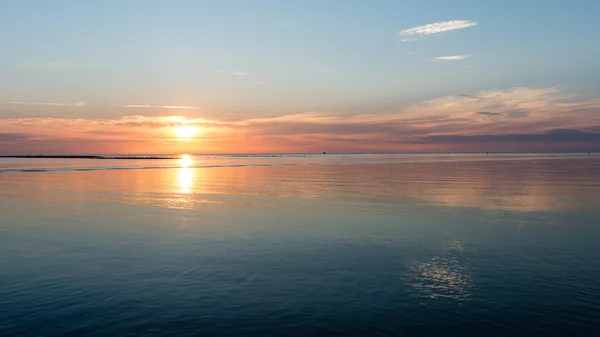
[[178, 155, 194, 194]]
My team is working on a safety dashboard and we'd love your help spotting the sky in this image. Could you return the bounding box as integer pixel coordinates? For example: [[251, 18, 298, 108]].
[[1, 0, 600, 154]]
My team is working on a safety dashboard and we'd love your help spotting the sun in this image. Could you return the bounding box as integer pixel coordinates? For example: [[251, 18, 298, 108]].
[[174, 125, 197, 139]]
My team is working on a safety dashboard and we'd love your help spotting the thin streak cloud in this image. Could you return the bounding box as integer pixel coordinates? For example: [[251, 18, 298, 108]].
[[123, 105, 201, 109], [434, 55, 471, 61], [3, 101, 87, 107], [400, 20, 478, 36]]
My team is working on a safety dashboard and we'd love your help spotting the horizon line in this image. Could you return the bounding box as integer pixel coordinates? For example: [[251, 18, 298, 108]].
[[1, 150, 598, 158]]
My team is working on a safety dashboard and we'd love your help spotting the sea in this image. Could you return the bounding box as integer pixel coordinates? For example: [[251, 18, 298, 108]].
[[1, 153, 599, 336]]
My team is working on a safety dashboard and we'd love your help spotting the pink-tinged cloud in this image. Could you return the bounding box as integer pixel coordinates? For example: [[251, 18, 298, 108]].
[[3, 101, 87, 107], [123, 105, 201, 109], [1, 86, 600, 154]]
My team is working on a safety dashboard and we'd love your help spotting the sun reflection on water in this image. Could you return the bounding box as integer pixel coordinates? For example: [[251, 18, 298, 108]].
[[177, 155, 195, 194], [178, 168, 194, 194], [180, 154, 193, 168], [409, 239, 473, 300]]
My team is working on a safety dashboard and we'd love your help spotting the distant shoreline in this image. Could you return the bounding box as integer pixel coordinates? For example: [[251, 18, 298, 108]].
[[0, 155, 178, 160]]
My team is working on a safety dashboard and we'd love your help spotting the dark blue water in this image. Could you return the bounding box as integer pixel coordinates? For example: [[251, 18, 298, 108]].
[[1, 155, 600, 336]]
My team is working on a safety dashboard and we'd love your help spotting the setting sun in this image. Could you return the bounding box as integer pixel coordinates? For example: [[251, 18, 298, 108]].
[[174, 125, 197, 139]]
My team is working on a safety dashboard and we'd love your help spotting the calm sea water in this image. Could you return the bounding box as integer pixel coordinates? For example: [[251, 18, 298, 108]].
[[1, 154, 600, 336]]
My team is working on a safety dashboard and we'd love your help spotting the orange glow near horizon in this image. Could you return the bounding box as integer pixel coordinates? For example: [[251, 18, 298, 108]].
[[3, 85, 600, 155]]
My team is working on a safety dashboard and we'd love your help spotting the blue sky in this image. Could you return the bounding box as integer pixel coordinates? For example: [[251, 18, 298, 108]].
[[1, 0, 600, 153]]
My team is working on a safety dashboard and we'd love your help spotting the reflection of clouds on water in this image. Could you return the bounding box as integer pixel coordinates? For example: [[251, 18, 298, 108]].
[[409, 239, 473, 300], [18, 157, 598, 214]]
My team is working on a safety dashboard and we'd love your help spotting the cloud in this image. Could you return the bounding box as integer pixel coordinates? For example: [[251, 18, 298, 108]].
[[123, 105, 200, 109], [106, 115, 227, 128], [3, 101, 87, 107], [245, 121, 398, 136], [506, 109, 530, 118], [400, 20, 477, 36], [0, 133, 33, 141], [2, 86, 600, 153], [213, 69, 247, 76], [457, 94, 479, 99], [401, 38, 419, 42], [236, 87, 600, 143], [477, 111, 503, 116], [406, 52, 416, 56], [421, 129, 600, 144], [434, 55, 471, 61]]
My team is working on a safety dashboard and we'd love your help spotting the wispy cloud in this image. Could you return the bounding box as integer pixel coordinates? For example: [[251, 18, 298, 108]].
[[477, 111, 503, 116], [123, 105, 200, 109], [421, 130, 600, 144], [401, 38, 419, 42], [213, 69, 247, 76], [3, 87, 600, 153], [0, 133, 33, 142], [434, 55, 471, 61], [400, 20, 477, 36], [406, 52, 416, 56], [3, 101, 87, 107]]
